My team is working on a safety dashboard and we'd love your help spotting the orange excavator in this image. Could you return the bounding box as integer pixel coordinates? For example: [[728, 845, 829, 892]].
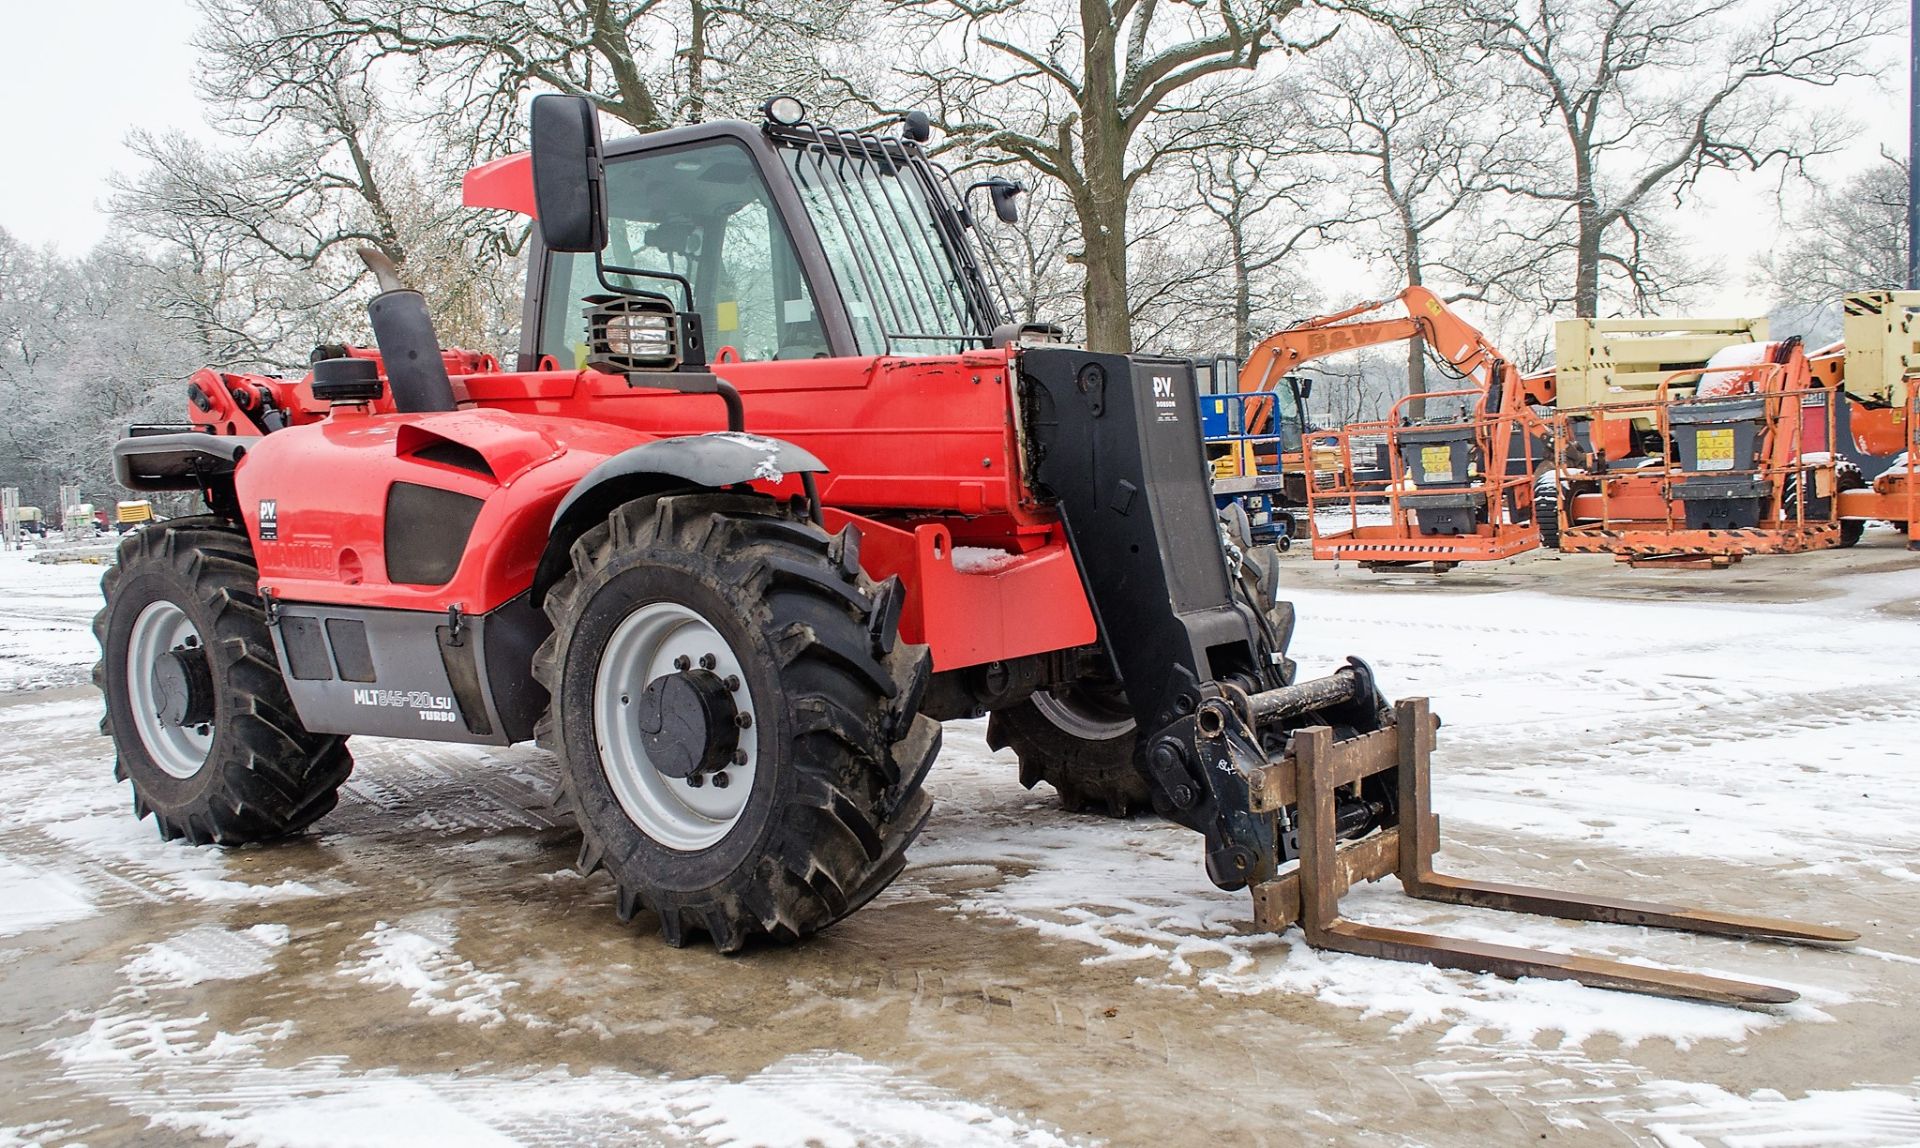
[[1234, 287, 1549, 570]]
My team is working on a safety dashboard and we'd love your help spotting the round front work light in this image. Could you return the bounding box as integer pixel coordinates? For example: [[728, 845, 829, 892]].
[[763, 96, 806, 126]]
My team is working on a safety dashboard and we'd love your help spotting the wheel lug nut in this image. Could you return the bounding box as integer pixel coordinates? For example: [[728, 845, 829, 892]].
[[183, 636, 199, 648], [673, 655, 692, 671], [699, 653, 717, 670], [724, 674, 740, 692], [620, 694, 630, 705], [195, 724, 210, 736], [711, 771, 730, 789], [735, 712, 752, 729], [687, 773, 705, 788], [731, 749, 748, 765]]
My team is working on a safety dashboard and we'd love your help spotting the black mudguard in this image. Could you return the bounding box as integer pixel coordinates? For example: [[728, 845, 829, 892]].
[[533, 432, 828, 606]]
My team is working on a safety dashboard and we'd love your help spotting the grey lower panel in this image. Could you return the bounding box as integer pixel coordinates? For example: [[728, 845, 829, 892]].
[[270, 597, 550, 745]]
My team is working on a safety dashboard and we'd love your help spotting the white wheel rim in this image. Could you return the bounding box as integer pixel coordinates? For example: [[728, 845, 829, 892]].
[[126, 600, 214, 779], [593, 601, 758, 852], [1032, 688, 1135, 741]]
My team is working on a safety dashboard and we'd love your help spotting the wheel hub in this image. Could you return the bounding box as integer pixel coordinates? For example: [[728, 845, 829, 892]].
[[152, 645, 215, 729], [593, 601, 759, 852], [125, 599, 214, 779], [637, 668, 739, 779]]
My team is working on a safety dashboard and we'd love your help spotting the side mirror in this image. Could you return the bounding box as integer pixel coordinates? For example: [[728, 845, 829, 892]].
[[989, 179, 1023, 224], [530, 94, 608, 254]]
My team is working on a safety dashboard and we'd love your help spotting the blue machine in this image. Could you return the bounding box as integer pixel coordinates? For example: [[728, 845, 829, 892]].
[[1194, 362, 1311, 549]]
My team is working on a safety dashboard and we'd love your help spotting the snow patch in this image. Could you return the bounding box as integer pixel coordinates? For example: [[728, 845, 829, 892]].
[[0, 547, 106, 693], [52, 1002, 1077, 1148], [345, 913, 515, 1025], [0, 858, 95, 936], [708, 431, 790, 483], [124, 924, 291, 988], [949, 546, 1020, 574], [40, 813, 327, 905], [1622, 1078, 1920, 1147]]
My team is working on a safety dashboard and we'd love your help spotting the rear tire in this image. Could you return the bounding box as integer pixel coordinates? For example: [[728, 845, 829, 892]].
[[93, 515, 353, 843], [1534, 474, 1561, 549], [988, 684, 1148, 818], [991, 544, 1294, 818], [534, 491, 939, 952]]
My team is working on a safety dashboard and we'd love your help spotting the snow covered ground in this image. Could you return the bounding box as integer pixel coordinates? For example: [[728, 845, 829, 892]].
[[2, 542, 1918, 1146], [0, 549, 107, 693]]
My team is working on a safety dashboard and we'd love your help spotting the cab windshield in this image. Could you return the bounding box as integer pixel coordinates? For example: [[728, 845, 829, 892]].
[[774, 125, 1004, 355], [538, 128, 1006, 364]]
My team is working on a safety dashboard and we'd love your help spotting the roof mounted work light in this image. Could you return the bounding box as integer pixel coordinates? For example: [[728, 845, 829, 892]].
[[762, 96, 806, 127]]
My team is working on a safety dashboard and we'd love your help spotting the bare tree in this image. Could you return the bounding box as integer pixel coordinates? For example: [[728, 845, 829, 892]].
[[1765, 155, 1910, 314], [1184, 137, 1335, 360], [889, 0, 1323, 351], [985, 176, 1088, 335], [1301, 26, 1533, 402], [114, 0, 526, 367], [1468, 0, 1896, 316], [279, 0, 860, 162]]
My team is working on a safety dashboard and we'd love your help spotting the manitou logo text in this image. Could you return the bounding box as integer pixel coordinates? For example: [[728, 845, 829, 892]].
[[1151, 374, 1181, 423], [350, 688, 458, 722]]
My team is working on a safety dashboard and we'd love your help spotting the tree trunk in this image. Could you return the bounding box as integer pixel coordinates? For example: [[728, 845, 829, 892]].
[[685, 0, 709, 123], [1572, 152, 1601, 317], [1076, 0, 1132, 353], [1573, 214, 1602, 318], [1404, 228, 1425, 419]]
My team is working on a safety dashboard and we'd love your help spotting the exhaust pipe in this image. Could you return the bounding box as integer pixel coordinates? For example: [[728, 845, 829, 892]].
[[358, 248, 457, 414]]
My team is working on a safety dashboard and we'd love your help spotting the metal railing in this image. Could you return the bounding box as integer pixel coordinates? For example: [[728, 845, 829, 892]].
[[1550, 363, 1844, 554], [1303, 388, 1543, 563]]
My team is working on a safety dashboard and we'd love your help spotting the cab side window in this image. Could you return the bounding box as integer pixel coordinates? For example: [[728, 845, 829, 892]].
[[539, 139, 829, 366]]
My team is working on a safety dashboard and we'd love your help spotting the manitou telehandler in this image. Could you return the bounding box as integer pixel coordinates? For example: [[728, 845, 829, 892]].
[[98, 95, 1853, 1003]]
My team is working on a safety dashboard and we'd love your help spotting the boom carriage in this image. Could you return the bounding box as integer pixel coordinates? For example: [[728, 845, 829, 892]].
[[101, 95, 1853, 1000]]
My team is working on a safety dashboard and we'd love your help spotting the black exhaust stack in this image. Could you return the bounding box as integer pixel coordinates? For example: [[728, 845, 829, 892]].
[[358, 248, 457, 414]]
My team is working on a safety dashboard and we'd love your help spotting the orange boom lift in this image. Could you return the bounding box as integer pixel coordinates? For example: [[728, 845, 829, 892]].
[[1238, 288, 1549, 570]]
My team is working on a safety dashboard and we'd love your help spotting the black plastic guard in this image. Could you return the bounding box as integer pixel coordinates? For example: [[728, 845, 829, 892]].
[[1019, 348, 1282, 887], [1018, 348, 1261, 729]]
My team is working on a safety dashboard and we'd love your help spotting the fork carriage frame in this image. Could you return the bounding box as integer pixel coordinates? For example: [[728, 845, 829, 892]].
[[1253, 698, 1857, 1006]]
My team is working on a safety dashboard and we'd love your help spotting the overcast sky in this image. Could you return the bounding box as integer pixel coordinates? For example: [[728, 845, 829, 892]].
[[0, 1, 1905, 318]]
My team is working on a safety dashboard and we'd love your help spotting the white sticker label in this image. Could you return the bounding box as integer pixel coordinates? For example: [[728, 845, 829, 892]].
[[1151, 374, 1181, 423], [351, 688, 458, 722]]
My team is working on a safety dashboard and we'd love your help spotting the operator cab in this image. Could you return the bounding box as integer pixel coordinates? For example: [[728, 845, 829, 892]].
[[524, 98, 1020, 372]]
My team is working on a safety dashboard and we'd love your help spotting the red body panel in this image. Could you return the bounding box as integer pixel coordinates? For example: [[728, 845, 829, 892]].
[[234, 407, 639, 613], [225, 347, 1097, 670]]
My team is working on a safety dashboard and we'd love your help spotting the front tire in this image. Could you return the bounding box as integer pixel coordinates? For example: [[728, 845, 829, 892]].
[[93, 516, 353, 843], [534, 492, 939, 952]]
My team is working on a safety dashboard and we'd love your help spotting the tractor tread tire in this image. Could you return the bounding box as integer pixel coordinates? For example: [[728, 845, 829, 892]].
[[991, 551, 1294, 820], [94, 515, 353, 844], [533, 492, 937, 953], [1535, 481, 1562, 549], [988, 698, 1149, 819]]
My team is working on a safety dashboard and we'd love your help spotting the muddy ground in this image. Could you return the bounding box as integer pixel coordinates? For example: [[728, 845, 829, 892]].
[[1, 532, 1918, 1146]]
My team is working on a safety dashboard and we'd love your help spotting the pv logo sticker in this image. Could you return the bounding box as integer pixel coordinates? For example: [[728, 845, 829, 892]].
[[1151, 374, 1181, 423], [257, 499, 278, 541]]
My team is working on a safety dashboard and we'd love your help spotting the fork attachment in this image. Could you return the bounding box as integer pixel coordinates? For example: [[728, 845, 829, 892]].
[[1251, 698, 1857, 1006]]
